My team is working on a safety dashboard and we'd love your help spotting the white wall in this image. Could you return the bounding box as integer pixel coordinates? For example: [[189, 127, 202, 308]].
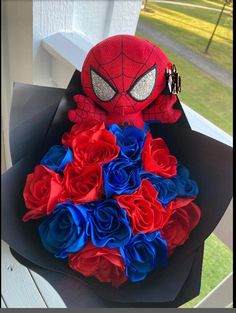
[[2, 0, 34, 171], [1, 0, 142, 171], [73, 0, 143, 42]]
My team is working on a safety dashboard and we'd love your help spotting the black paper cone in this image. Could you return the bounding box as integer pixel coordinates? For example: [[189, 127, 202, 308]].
[[1, 71, 232, 307], [1, 144, 199, 305], [10, 83, 65, 165], [10, 244, 204, 308]]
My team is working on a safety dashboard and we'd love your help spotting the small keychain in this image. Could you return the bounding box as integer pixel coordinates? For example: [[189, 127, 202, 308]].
[[165, 63, 181, 94]]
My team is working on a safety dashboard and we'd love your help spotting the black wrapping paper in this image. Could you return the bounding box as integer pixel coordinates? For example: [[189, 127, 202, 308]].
[[1, 71, 232, 307], [10, 244, 203, 308], [9, 83, 66, 165]]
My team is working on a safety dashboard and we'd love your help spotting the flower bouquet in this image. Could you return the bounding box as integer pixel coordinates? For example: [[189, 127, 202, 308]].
[[1, 35, 232, 308]]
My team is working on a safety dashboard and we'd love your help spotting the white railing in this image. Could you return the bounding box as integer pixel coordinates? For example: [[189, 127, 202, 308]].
[[181, 104, 233, 308], [181, 104, 232, 307], [195, 272, 233, 308]]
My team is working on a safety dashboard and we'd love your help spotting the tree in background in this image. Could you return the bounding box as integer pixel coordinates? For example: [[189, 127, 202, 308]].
[[205, 0, 232, 53], [142, 0, 148, 11]]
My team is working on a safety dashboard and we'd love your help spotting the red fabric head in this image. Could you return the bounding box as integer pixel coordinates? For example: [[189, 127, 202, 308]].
[[69, 35, 181, 128], [81, 35, 170, 117]]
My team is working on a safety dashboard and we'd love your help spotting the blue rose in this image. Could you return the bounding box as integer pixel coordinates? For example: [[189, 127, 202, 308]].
[[103, 158, 141, 197], [171, 164, 199, 197], [176, 163, 189, 178], [86, 199, 132, 248], [120, 231, 168, 282], [40, 145, 73, 172], [140, 171, 177, 206], [39, 201, 88, 258], [108, 124, 146, 163]]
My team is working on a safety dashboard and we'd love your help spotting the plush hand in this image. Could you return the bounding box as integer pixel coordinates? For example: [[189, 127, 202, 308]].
[[143, 93, 181, 123], [68, 95, 107, 124]]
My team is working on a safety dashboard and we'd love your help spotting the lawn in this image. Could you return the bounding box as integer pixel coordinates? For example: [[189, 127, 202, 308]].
[[136, 24, 233, 308], [139, 1, 232, 72], [136, 31, 232, 135], [164, 0, 233, 11], [181, 233, 233, 308]]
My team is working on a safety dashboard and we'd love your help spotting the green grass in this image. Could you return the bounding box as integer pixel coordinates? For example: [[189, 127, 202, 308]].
[[140, 2, 232, 72], [164, 0, 233, 10], [136, 3, 232, 307], [200, 0, 232, 10], [182, 233, 233, 308], [135, 27, 233, 307], [136, 31, 232, 135]]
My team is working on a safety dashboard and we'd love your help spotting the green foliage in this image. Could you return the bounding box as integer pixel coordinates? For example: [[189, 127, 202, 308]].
[[139, 1, 232, 72], [136, 31, 232, 135], [136, 2, 232, 307], [182, 234, 232, 308]]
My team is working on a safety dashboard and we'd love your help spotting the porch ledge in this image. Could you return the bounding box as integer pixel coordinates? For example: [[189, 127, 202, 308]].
[[42, 32, 232, 147], [42, 32, 94, 71]]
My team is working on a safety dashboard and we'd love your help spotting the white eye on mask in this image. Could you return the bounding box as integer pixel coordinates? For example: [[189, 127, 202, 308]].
[[91, 68, 117, 102], [128, 65, 157, 101]]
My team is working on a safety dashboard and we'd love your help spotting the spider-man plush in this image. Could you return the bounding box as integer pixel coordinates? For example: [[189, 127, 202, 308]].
[[68, 34, 181, 129]]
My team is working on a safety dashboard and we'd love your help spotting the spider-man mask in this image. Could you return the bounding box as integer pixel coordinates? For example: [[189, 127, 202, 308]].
[[69, 35, 181, 129]]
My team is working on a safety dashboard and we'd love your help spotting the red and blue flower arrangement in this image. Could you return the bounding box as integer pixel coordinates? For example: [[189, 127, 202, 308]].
[[22, 119, 201, 288], [1, 34, 232, 307]]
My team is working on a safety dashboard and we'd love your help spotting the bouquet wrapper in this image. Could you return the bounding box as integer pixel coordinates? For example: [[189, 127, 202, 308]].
[[1, 71, 232, 307]]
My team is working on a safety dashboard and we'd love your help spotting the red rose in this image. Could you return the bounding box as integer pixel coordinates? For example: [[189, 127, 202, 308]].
[[62, 119, 105, 147], [68, 241, 127, 288], [142, 131, 177, 178], [161, 201, 201, 254], [61, 162, 103, 204], [116, 179, 170, 235], [71, 128, 120, 167], [23, 165, 63, 222], [166, 196, 196, 212]]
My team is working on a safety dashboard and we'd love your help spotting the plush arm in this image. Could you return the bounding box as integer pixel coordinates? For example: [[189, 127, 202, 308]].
[[143, 93, 182, 123], [68, 94, 107, 123]]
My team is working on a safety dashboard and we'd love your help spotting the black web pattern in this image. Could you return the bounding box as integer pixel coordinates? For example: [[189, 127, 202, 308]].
[[71, 36, 180, 123], [69, 95, 106, 123], [143, 94, 181, 123]]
